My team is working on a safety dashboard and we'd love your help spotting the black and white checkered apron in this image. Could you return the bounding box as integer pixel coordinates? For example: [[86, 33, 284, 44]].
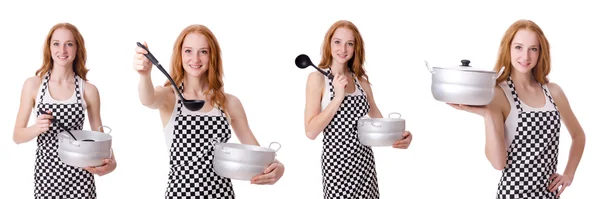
[[165, 83, 235, 199], [34, 71, 96, 198], [321, 70, 379, 199], [496, 76, 561, 199]]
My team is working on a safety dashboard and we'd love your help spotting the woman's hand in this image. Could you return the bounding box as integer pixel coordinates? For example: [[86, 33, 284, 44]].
[[250, 160, 285, 185], [447, 103, 490, 117], [392, 131, 413, 149], [548, 173, 573, 197], [133, 41, 152, 76], [33, 110, 53, 135], [84, 150, 117, 176], [332, 74, 348, 100]]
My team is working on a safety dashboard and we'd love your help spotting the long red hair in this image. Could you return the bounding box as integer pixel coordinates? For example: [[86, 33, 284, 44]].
[[165, 24, 227, 114], [494, 19, 551, 84], [318, 20, 370, 84], [35, 22, 89, 80]]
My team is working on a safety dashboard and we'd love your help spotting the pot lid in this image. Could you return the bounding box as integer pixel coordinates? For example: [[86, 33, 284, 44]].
[[433, 59, 496, 73]]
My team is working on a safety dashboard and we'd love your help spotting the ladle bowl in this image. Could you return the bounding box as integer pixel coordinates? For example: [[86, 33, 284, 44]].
[[136, 42, 205, 111], [295, 54, 333, 79], [295, 54, 312, 69]]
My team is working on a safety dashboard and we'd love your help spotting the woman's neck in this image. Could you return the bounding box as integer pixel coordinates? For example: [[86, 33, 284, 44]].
[[510, 70, 538, 89], [183, 75, 209, 96], [330, 61, 350, 76], [50, 65, 75, 82]]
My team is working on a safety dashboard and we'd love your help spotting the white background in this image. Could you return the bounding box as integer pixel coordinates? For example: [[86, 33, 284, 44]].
[[1, 0, 598, 198]]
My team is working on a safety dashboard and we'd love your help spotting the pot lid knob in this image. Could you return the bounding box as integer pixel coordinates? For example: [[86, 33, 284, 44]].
[[460, 59, 471, 67]]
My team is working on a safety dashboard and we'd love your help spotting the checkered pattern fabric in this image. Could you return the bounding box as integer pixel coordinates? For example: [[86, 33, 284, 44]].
[[496, 76, 562, 199], [321, 69, 379, 199], [165, 83, 235, 199], [34, 71, 96, 198]]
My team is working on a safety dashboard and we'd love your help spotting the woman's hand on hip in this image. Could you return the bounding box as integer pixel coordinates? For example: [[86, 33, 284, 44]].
[[548, 173, 573, 197]]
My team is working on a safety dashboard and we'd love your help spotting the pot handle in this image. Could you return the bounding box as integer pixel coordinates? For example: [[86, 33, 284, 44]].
[[209, 139, 220, 147], [198, 139, 220, 158], [369, 120, 382, 127], [97, 126, 112, 135], [210, 139, 227, 154], [493, 66, 506, 79], [268, 142, 282, 152], [57, 132, 70, 141], [69, 140, 81, 147], [424, 60, 434, 74], [388, 112, 402, 118], [218, 144, 231, 154], [108, 148, 114, 159], [58, 132, 81, 147]]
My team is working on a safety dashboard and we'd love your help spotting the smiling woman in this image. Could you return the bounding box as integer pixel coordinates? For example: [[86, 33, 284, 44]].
[[133, 24, 285, 198], [303, 20, 414, 199], [448, 19, 587, 198], [12, 22, 117, 199]]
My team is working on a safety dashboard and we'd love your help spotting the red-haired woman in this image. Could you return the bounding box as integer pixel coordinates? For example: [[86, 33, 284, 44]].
[[449, 19, 586, 198], [13, 22, 117, 199], [133, 24, 285, 198], [303, 20, 414, 199]]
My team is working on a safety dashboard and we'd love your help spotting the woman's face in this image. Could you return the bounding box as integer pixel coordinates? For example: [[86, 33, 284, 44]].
[[330, 27, 355, 66], [510, 29, 540, 74], [50, 28, 77, 67], [181, 33, 210, 77]]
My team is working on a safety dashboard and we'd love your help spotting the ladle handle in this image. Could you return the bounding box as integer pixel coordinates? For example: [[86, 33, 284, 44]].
[[136, 42, 159, 66], [38, 109, 77, 140], [325, 71, 334, 79], [136, 42, 186, 100], [314, 66, 333, 79]]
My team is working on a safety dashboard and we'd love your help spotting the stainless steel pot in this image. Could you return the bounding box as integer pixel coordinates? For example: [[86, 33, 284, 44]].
[[213, 142, 281, 181], [57, 126, 113, 168], [357, 112, 405, 146], [425, 59, 504, 106]]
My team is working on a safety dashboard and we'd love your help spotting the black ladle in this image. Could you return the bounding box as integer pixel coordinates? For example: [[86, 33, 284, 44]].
[[38, 110, 79, 141], [295, 54, 334, 79], [136, 42, 206, 111]]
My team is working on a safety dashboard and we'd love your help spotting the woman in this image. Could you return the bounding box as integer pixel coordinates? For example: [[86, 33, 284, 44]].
[[303, 20, 413, 198], [449, 19, 586, 198], [12, 22, 117, 198], [133, 24, 285, 198]]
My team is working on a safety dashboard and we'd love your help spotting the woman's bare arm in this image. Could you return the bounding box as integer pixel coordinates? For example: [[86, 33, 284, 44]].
[[304, 72, 344, 140]]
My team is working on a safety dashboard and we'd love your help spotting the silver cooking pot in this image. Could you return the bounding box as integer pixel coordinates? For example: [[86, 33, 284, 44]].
[[357, 112, 405, 147], [425, 59, 504, 106], [213, 142, 281, 181], [57, 126, 113, 168]]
